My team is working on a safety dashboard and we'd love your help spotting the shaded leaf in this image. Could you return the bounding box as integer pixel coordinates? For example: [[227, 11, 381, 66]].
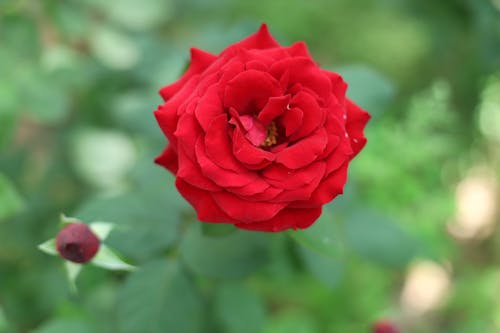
[[298, 246, 343, 288], [345, 211, 418, 267], [337, 65, 395, 117], [0, 173, 23, 221], [180, 224, 270, 279], [289, 210, 344, 259], [214, 283, 267, 333], [117, 260, 203, 333]]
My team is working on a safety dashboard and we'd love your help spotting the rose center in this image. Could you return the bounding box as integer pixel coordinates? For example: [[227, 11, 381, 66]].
[[260, 122, 278, 148]]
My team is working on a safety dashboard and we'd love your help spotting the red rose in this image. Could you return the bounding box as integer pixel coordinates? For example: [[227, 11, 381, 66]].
[[154, 24, 370, 232]]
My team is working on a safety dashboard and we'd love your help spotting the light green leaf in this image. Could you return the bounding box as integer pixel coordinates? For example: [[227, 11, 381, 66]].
[[0, 173, 23, 221], [65, 261, 82, 294], [345, 211, 419, 267], [89, 222, 115, 240], [289, 210, 344, 259], [38, 238, 58, 256], [60, 213, 80, 225], [117, 260, 203, 333], [214, 283, 267, 333], [264, 310, 319, 333], [91, 245, 136, 271], [180, 224, 270, 279]]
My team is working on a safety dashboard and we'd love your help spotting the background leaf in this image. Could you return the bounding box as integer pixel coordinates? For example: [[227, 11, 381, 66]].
[[180, 224, 270, 279], [116, 260, 203, 333], [345, 211, 419, 267], [214, 283, 267, 333]]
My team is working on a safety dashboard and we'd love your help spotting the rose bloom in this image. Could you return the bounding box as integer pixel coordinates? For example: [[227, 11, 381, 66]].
[[154, 24, 370, 232]]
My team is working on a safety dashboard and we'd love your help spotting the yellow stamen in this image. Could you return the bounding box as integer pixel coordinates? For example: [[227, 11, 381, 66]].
[[260, 121, 278, 147]]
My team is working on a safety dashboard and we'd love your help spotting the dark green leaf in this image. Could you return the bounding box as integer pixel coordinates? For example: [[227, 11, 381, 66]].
[[214, 283, 266, 333], [180, 224, 270, 279], [116, 260, 203, 333], [0, 173, 24, 221], [345, 211, 418, 267]]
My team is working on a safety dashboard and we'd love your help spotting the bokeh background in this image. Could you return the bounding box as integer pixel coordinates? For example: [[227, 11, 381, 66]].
[[1, 0, 500, 332]]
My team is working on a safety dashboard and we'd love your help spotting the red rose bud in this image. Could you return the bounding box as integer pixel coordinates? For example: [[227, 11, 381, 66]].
[[154, 23, 370, 232], [56, 223, 100, 263], [372, 320, 400, 333]]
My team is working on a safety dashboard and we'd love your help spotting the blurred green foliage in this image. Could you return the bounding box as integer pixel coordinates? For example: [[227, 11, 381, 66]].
[[1, 0, 500, 332]]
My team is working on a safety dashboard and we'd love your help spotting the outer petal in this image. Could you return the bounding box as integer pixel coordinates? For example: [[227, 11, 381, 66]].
[[345, 99, 370, 157], [221, 23, 280, 52], [211, 191, 286, 223], [235, 206, 322, 232], [176, 179, 237, 223], [292, 162, 349, 208], [159, 48, 216, 101], [154, 144, 178, 174]]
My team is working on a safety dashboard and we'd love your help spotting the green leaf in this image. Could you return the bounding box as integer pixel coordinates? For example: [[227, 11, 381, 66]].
[[214, 283, 267, 333], [91, 245, 136, 271], [0, 306, 9, 333], [31, 318, 96, 333], [75, 193, 181, 261], [345, 211, 418, 267], [336, 65, 395, 117], [0, 173, 23, 221], [298, 246, 343, 289], [289, 210, 344, 259], [180, 224, 270, 279], [65, 261, 82, 294], [89, 222, 115, 240], [38, 239, 58, 256], [117, 260, 203, 333], [263, 310, 319, 333]]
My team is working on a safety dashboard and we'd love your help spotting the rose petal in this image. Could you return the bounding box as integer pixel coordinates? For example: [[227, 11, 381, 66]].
[[292, 162, 349, 208], [235, 206, 322, 232], [205, 114, 248, 172], [276, 128, 328, 169], [270, 57, 332, 105], [232, 127, 274, 167], [174, 113, 200, 161], [257, 95, 291, 125], [176, 179, 237, 223], [155, 76, 199, 142], [224, 70, 280, 114], [280, 106, 303, 137], [194, 85, 224, 132], [289, 91, 325, 141], [271, 162, 326, 202], [262, 161, 325, 190], [346, 99, 370, 157], [222, 23, 280, 52], [159, 48, 216, 101], [324, 70, 347, 104], [212, 191, 286, 223], [286, 41, 311, 58], [154, 144, 178, 174], [177, 145, 220, 191], [195, 136, 259, 187]]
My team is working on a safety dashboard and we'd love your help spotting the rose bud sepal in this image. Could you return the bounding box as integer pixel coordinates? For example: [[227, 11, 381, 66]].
[[38, 214, 136, 292]]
